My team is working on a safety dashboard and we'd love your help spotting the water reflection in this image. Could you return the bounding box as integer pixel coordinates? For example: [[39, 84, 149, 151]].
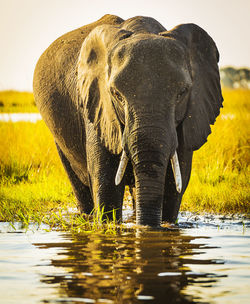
[[34, 229, 224, 303]]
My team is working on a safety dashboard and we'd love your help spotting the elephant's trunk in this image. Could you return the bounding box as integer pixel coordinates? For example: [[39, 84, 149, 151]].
[[134, 172, 166, 226], [128, 124, 177, 226]]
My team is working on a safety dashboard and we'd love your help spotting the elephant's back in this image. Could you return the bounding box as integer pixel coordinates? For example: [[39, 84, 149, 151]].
[[33, 14, 124, 105]]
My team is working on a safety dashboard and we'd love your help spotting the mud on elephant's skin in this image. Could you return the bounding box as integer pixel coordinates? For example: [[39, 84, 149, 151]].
[[33, 14, 223, 227]]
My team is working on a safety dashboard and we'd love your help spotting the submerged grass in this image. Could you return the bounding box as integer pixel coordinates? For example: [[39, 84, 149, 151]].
[[0, 89, 249, 231]]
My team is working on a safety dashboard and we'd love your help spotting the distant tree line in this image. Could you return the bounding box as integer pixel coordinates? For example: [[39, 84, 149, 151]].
[[220, 66, 250, 89]]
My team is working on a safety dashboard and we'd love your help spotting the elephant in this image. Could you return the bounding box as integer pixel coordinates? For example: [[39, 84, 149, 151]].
[[33, 14, 223, 227]]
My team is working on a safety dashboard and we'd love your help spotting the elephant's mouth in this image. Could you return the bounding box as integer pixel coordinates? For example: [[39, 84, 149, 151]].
[[115, 150, 182, 193]]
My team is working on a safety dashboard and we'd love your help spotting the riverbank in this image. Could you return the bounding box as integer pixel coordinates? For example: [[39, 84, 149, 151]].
[[0, 89, 249, 228]]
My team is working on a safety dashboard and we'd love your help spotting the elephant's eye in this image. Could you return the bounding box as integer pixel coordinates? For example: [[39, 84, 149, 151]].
[[177, 87, 188, 101], [111, 87, 124, 104]]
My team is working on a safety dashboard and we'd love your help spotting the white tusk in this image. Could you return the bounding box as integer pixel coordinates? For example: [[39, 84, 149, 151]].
[[115, 150, 129, 186], [170, 151, 182, 193]]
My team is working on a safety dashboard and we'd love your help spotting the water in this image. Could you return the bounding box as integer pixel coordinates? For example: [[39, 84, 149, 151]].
[[0, 113, 235, 123], [0, 215, 250, 304], [0, 113, 41, 122]]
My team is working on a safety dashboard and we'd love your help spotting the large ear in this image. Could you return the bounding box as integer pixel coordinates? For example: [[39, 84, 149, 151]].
[[77, 25, 132, 154], [160, 24, 223, 150]]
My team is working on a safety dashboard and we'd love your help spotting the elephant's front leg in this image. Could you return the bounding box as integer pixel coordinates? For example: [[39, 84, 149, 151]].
[[162, 126, 193, 223], [86, 126, 125, 221]]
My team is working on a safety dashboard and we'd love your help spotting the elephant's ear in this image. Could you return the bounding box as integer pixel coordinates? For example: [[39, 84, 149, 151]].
[[160, 24, 223, 150], [77, 25, 132, 154]]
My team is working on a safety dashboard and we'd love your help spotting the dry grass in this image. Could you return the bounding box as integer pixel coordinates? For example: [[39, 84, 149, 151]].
[[0, 90, 37, 113], [182, 89, 250, 215]]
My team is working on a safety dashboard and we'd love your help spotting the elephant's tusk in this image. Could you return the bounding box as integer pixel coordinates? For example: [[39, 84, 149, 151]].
[[170, 151, 182, 193], [115, 150, 129, 186]]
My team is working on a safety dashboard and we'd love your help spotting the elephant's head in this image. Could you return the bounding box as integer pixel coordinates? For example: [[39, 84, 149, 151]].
[[77, 17, 223, 226]]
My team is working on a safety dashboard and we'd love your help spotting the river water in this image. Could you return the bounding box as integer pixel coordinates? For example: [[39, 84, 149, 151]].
[[0, 113, 42, 122], [0, 214, 249, 304], [0, 113, 235, 123]]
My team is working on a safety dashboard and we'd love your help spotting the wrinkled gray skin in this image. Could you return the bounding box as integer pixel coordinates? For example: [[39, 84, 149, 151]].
[[33, 15, 223, 226]]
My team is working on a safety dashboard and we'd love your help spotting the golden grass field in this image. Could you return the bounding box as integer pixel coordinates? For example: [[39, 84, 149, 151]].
[[0, 89, 249, 228], [0, 90, 37, 113]]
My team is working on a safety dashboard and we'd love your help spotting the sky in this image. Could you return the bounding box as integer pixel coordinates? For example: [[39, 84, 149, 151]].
[[0, 0, 250, 91]]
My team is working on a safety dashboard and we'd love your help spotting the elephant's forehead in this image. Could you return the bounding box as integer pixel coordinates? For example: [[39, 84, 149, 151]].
[[111, 35, 187, 69], [111, 36, 189, 85]]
